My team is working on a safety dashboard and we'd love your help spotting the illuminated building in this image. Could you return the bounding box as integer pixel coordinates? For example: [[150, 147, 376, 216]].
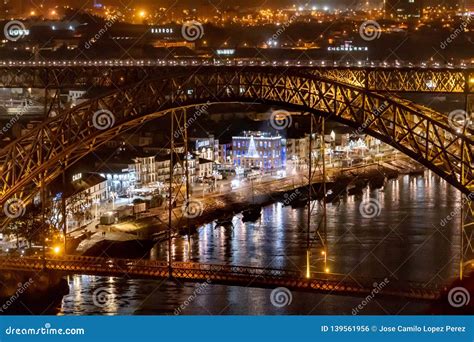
[[327, 41, 368, 52], [191, 136, 219, 162], [232, 131, 284, 170]]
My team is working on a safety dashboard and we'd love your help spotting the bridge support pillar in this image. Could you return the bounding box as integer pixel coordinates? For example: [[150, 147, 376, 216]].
[[167, 108, 191, 274], [306, 114, 329, 277]]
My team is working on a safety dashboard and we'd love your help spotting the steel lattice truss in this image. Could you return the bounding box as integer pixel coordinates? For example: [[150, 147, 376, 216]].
[[0, 69, 472, 215], [310, 68, 469, 92], [0, 65, 472, 93]]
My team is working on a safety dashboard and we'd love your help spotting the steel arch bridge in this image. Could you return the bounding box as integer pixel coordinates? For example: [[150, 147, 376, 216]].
[[0, 67, 472, 208], [0, 61, 473, 94]]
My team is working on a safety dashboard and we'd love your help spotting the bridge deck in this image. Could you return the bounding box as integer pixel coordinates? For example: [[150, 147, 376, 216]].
[[0, 256, 442, 301]]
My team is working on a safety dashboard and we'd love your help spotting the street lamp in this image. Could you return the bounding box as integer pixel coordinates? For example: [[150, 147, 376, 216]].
[[330, 131, 336, 167]]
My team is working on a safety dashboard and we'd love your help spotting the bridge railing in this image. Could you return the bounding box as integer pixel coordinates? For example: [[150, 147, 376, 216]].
[[0, 256, 444, 295], [0, 59, 471, 70]]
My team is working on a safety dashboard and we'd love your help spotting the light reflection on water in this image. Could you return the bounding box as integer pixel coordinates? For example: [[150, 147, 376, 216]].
[[60, 174, 461, 315]]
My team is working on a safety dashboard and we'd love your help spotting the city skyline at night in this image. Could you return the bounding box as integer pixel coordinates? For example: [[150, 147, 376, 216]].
[[0, 0, 472, 325]]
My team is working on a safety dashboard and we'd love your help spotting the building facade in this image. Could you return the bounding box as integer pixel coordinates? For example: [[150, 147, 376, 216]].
[[132, 155, 157, 185], [218, 142, 232, 164], [132, 154, 198, 187], [191, 135, 219, 162], [232, 131, 284, 170], [197, 158, 214, 179]]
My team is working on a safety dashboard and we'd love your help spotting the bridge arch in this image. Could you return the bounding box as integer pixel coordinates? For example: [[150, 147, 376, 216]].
[[0, 69, 472, 211]]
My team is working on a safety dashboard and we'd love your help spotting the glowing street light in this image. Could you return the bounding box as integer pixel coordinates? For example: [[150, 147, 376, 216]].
[[53, 245, 62, 255], [306, 250, 311, 278]]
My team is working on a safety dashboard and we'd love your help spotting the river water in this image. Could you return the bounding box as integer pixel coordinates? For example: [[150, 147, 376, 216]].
[[59, 172, 462, 315]]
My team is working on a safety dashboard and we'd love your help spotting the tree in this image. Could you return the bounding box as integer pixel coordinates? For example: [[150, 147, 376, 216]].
[[4, 204, 46, 248], [48, 191, 92, 232]]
